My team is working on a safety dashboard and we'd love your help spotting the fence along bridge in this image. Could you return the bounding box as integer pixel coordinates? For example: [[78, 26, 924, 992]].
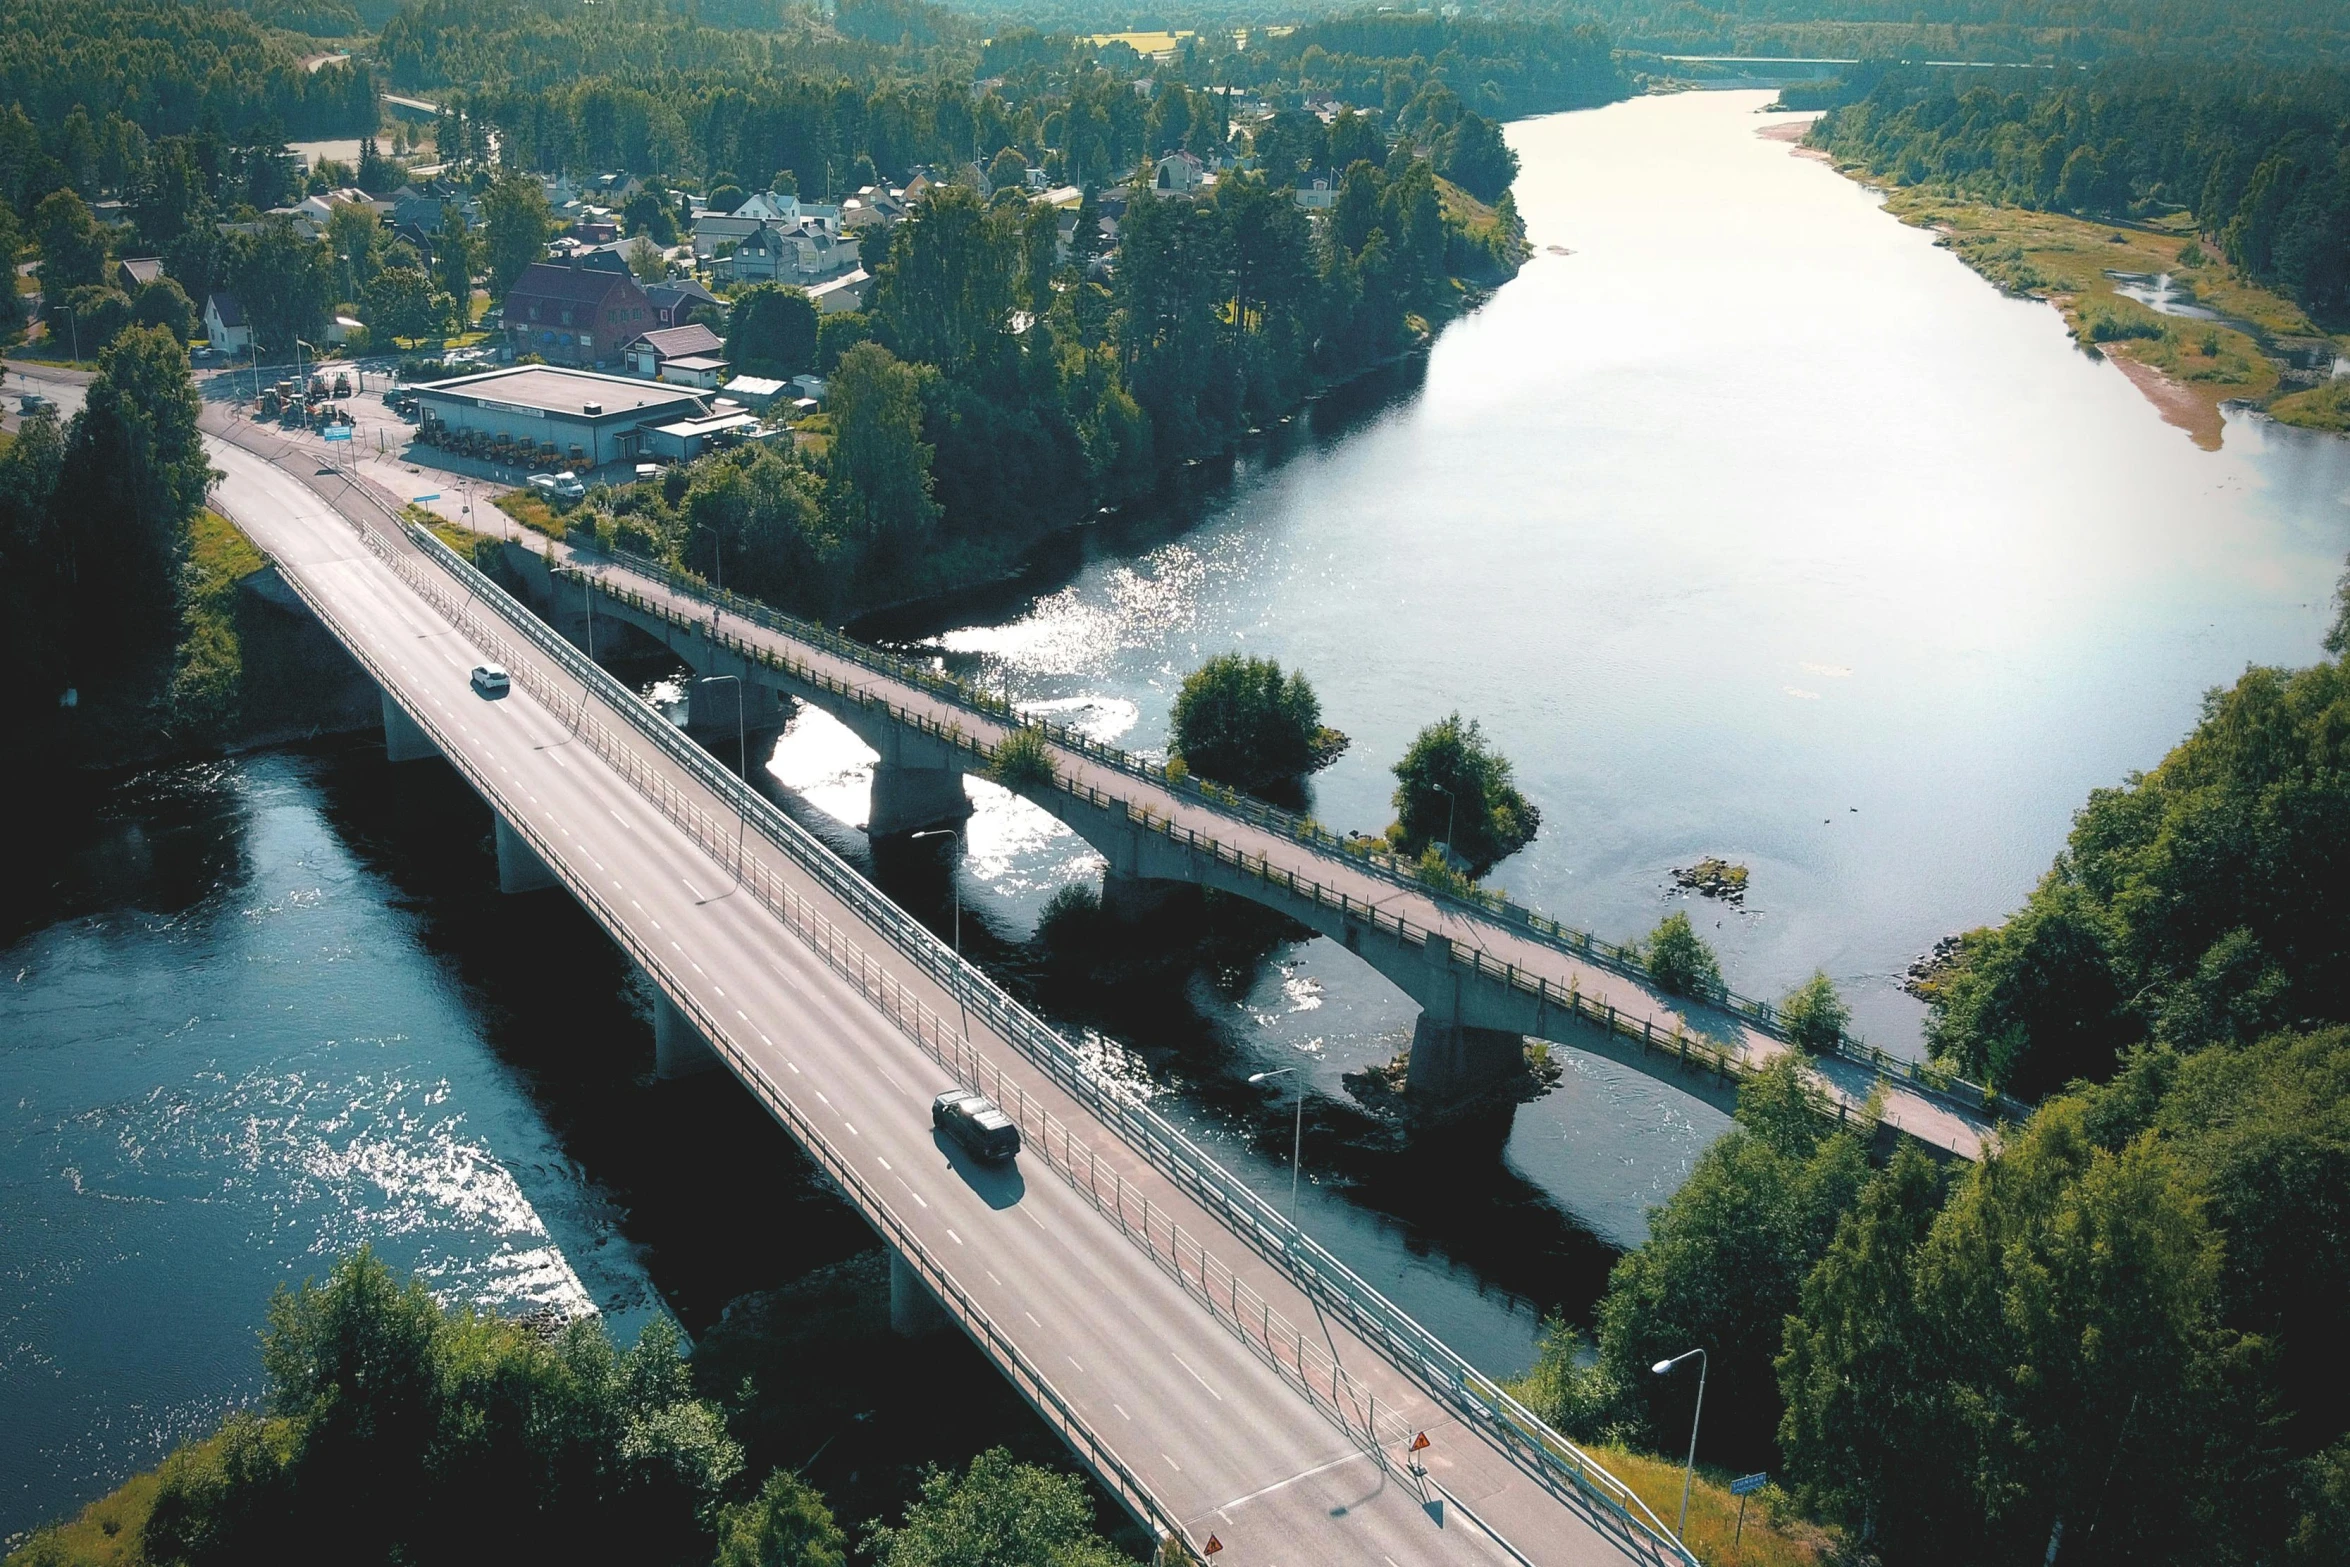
[[195, 410, 1718, 1567], [510, 542, 2007, 1159]]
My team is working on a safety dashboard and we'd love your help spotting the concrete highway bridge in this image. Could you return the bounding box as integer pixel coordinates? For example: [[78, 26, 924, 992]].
[[502, 542, 2007, 1159], [0, 365, 1714, 1567]]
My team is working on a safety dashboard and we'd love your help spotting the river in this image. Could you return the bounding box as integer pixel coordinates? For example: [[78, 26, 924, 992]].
[[7, 88, 2347, 1542]]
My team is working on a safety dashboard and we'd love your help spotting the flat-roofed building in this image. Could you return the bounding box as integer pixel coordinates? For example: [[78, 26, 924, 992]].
[[409, 365, 710, 470]]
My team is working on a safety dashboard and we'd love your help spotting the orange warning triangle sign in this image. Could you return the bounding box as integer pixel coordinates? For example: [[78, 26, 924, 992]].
[[1203, 1535, 1224, 1555], [1411, 1431, 1431, 1451]]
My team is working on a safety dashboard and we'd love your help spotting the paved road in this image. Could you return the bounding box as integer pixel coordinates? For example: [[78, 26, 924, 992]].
[[173, 397, 1679, 1567]]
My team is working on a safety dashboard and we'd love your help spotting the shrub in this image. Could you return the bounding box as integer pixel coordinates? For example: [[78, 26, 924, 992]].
[[1168, 653, 1341, 792], [988, 726, 1056, 789], [1645, 911, 1723, 999], [1389, 713, 1541, 877], [1780, 970, 1851, 1053]]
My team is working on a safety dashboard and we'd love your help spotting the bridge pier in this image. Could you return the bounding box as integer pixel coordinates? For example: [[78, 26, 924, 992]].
[[653, 988, 721, 1080], [889, 1247, 948, 1337], [1403, 1015, 1530, 1104], [380, 688, 436, 764], [685, 675, 786, 746], [494, 814, 560, 894], [867, 761, 971, 841], [1100, 869, 1188, 925]]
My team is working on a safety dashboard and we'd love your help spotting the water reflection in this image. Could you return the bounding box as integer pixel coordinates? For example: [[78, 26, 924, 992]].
[[857, 94, 2350, 1274]]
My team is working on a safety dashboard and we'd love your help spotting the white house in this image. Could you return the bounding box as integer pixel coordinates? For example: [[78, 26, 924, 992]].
[[1154, 151, 1206, 193], [1294, 171, 1338, 211], [204, 292, 252, 353]]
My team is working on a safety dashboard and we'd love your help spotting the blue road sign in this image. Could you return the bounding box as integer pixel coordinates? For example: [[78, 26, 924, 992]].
[[1731, 1473, 1769, 1497], [323, 425, 352, 441], [412, 493, 441, 503]]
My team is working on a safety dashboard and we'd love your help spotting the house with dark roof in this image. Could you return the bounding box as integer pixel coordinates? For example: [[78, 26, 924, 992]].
[[501, 259, 653, 369], [621, 322, 725, 381], [645, 278, 719, 330], [203, 291, 251, 353], [117, 258, 164, 291]]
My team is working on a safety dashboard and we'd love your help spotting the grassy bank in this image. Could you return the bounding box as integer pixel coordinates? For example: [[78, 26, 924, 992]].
[[166, 509, 267, 735], [1585, 1444, 1834, 1567], [491, 487, 568, 540], [1851, 185, 2344, 449]]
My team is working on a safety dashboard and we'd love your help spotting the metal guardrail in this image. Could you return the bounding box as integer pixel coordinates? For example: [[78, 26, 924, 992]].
[[253, 533, 1200, 1561], [393, 524, 1699, 1564], [584, 543, 2020, 1122]]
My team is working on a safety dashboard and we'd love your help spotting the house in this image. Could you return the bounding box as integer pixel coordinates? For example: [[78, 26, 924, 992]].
[[326, 314, 364, 344], [1294, 171, 1338, 211], [645, 278, 719, 330], [840, 185, 909, 235], [732, 190, 801, 223], [789, 373, 827, 402], [723, 220, 793, 282], [502, 259, 654, 369], [622, 322, 725, 380], [805, 269, 870, 314], [204, 292, 251, 353], [1154, 151, 1206, 193], [116, 257, 164, 291], [691, 189, 808, 257], [723, 219, 855, 284], [295, 187, 392, 224]]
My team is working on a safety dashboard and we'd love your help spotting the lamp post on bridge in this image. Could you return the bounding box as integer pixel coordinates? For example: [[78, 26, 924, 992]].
[[909, 826, 968, 1045], [1247, 1066, 1305, 1227]]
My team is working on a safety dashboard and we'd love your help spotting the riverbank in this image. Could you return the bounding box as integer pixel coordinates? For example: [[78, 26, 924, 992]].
[[1799, 171, 2344, 450], [3, 502, 381, 778]]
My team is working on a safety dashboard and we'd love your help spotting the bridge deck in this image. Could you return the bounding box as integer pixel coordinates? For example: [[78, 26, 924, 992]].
[[178, 400, 1688, 1567], [544, 537, 1993, 1160]]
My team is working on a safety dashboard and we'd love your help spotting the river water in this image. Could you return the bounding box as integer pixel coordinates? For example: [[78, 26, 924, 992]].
[[7, 89, 2348, 1540]]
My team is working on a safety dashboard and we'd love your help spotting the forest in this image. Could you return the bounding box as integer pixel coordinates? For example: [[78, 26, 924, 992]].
[[1808, 61, 2350, 320]]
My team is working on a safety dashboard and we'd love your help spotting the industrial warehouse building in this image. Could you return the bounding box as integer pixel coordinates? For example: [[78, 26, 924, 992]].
[[409, 366, 718, 469]]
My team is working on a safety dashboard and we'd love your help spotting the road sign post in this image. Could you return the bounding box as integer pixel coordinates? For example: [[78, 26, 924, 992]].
[[1730, 1472, 1768, 1563]]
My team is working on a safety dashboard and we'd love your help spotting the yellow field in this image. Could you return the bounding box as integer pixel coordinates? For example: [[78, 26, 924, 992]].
[[1089, 29, 1192, 55]]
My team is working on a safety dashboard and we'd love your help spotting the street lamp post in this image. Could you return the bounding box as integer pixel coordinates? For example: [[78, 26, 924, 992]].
[[1653, 1348, 1709, 1543], [1247, 1067, 1305, 1225], [909, 826, 968, 1043]]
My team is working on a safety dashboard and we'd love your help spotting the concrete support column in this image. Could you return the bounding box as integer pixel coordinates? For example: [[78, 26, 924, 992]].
[[494, 814, 559, 894], [653, 988, 720, 1080], [1100, 869, 1185, 925], [685, 676, 784, 746], [867, 761, 971, 841], [381, 687, 436, 764], [889, 1246, 948, 1337], [1403, 1013, 1530, 1105]]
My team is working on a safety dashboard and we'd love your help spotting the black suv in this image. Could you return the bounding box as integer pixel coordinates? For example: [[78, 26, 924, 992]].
[[932, 1090, 1021, 1163]]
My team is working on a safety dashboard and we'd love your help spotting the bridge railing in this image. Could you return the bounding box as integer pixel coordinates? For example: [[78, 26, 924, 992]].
[[582, 544, 2019, 1122], [570, 557, 2015, 1130], [403, 523, 1698, 1566], [254, 537, 1200, 1562]]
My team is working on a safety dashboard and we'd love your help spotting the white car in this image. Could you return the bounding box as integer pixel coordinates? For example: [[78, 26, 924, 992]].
[[469, 663, 510, 697], [551, 471, 586, 501]]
